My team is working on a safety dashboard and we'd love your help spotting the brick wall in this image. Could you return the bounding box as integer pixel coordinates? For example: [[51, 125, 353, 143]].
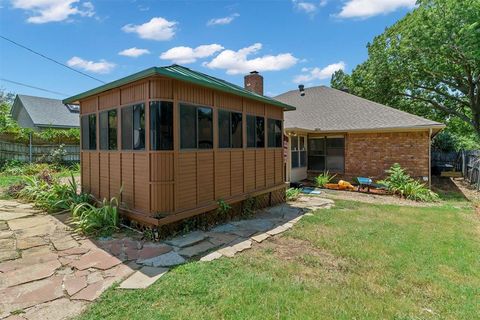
[[344, 131, 430, 180]]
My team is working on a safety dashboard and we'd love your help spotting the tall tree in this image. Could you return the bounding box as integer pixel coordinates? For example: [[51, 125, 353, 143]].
[[332, 0, 480, 137]]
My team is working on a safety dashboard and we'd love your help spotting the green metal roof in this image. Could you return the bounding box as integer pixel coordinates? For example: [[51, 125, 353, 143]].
[[63, 65, 295, 111]]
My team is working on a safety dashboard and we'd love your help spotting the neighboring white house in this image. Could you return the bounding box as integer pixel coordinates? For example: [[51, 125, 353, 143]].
[[10, 94, 79, 130]]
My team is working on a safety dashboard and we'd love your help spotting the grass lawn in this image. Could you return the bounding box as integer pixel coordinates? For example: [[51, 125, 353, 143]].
[[78, 199, 480, 320]]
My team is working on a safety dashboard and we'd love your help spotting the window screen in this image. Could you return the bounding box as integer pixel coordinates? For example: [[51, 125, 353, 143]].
[[121, 106, 133, 150], [219, 110, 243, 149], [267, 118, 283, 147], [150, 101, 173, 150], [307, 137, 345, 172], [81, 114, 96, 150], [122, 104, 144, 150], [180, 104, 213, 149], [231, 112, 242, 148], [99, 110, 117, 150], [247, 115, 256, 148], [255, 116, 265, 148]]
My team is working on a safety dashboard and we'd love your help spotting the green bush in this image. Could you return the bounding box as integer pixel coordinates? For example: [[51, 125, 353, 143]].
[[286, 188, 301, 201], [217, 199, 231, 215], [314, 171, 336, 187], [379, 163, 438, 202], [71, 197, 120, 236]]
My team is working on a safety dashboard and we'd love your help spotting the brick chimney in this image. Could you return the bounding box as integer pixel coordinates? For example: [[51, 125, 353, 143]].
[[244, 71, 263, 95]]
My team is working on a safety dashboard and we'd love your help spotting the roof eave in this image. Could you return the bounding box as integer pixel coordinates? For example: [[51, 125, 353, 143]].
[[63, 67, 296, 111], [285, 124, 446, 133]]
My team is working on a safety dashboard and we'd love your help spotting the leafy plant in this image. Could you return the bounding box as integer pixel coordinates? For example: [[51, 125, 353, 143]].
[[243, 196, 257, 217], [379, 163, 439, 202], [217, 199, 231, 215], [286, 188, 301, 201], [71, 197, 120, 236], [314, 171, 336, 188]]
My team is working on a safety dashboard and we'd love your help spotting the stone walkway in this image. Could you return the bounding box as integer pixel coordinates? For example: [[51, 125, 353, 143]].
[[0, 196, 333, 320]]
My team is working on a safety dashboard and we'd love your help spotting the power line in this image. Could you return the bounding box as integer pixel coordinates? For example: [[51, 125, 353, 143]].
[[0, 35, 106, 84], [0, 78, 70, 97]]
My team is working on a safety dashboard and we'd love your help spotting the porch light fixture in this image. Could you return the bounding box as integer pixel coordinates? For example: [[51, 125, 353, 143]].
[[298, 84, 305, 96]]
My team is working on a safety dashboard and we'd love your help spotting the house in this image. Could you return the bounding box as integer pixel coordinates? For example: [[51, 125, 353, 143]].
[[274, 86, 445, 185], [11, 94, 80, 130], [63, 65, 294, 227]]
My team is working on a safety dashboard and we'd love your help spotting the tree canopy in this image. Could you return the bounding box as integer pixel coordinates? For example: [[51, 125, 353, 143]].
[[331, 0, 480, 148]]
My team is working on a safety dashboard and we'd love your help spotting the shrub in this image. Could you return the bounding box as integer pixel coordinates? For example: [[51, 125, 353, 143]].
[[217, 199, 231, 215], [379, 163, 439, 202], [71, 197, 120, 236], [314, 171, 336, 187], [286, 188, 301, 201]]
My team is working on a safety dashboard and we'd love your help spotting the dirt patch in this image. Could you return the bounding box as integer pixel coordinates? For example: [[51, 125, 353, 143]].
[[319, 189, 434, 207], [260, 237, 350, 276]]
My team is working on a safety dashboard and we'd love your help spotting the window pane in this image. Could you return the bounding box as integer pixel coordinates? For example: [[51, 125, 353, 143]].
[[267, 119, 275, 147], [198, 107, 213, 149], [231, 112, 242, 148], [292, 151, 299, 168], [247, 115, 256, 148], [150, 101, 173, 150], [180, 104, 197, 149], [326, 138, 344, 149], [133, 104, 145, 150], [256, 116, 265, 148], [81, 116, 89, 150], [88, 114, 96, 150], [308, 156, 325, 171], [275, 120, 282, 147], [121, 106, 133, 150], [99, 112, 108, 150], [108, 110, 117, 150], [291, 136, 298, 150], [300, 136, 306, 150], [300, 151, 307, 167], [308, 138, 325, 156], [218, 110, 231, 148]]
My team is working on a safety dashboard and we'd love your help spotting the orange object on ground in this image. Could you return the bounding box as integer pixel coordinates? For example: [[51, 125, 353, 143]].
[[338, 180, 356, 190]]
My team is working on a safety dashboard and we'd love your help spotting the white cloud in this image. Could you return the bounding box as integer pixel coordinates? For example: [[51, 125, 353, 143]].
[[67, 56, 115, 74], [11, 0, 95, 23], [292, 0, 327, 15], [204, 43, 298, 75], [207, 13, 239, 26], [293, 62, 345, 83], [338, 0, 416, 19], [118, 47, 150, 58], [160, 44, 224, 64], [122, 17, 177, 41]]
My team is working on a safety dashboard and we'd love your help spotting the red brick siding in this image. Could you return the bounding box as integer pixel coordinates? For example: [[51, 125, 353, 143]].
[[344, 131, 430, 180]]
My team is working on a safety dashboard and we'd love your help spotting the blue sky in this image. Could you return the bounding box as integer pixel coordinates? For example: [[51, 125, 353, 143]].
[[0, 0, 416, 100]]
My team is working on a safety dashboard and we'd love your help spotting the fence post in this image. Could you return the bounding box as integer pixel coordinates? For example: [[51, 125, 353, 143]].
[[29, 132, 32, 163]]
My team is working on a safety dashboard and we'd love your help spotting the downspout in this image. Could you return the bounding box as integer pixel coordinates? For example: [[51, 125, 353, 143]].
[[429, 128, 432, 189]]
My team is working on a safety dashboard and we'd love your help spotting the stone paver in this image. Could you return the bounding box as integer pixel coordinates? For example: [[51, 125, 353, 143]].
[[138, 251, 186, 267], [0, 193, 333, 319], [119, 266, 169, 289], [165, 231, 206, 248]]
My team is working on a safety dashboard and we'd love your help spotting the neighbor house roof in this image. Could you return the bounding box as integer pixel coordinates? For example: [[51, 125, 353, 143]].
[[275, 86, 445, 133], [12, 94, 80, 128], [63, 64, 295, 111]]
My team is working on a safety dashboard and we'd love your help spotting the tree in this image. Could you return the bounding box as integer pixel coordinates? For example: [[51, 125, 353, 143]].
[[332, 0, 480, 138]]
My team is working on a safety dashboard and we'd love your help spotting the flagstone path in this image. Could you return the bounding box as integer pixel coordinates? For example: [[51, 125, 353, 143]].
[[0, 196, 333, 319]]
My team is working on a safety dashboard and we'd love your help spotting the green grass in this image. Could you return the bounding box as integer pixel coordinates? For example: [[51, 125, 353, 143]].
[[78, 200, 480, 320]]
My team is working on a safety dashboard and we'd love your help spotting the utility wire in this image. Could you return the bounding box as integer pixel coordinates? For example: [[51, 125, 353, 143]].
[[0, 35, 106, 84], [0, 78, 69, 97]]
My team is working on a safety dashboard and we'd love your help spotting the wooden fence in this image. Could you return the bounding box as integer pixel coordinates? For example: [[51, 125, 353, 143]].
[[0, 139, 80, 163], [432, 150, 480, 191], [462, 150, 480, 191]]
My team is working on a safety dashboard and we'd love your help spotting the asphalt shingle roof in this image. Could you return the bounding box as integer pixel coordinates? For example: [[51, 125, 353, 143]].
[[15, 94, 79, 128], [275, 86, 444, 132], [63, 65, 295, 111]]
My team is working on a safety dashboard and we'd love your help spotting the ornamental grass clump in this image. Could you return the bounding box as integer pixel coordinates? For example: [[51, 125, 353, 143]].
[[314, 171, 336, 188], [71, 197, 120, 236], [286, 188, 301, 201], [379, 163, 439, 202]]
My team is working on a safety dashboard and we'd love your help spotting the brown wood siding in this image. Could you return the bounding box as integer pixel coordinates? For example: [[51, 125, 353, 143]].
[[121, 82, 148, 105], [109, 153, 121, 199], [78, 76, 286, 223], [150, 78, 173, 100], [150, 153, 174, 182], [177, 82, 213, 106], [98, 90, 120, 110], [99, 153, 109, 200], [90, 153, 99, 197], [121, 153, 134, 205], [215, 151, 231, 199], [255, 149, 266, 189], [230, 150, 244, 195], [177, 152, 197, 210], [133, 153, 149, 212]]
